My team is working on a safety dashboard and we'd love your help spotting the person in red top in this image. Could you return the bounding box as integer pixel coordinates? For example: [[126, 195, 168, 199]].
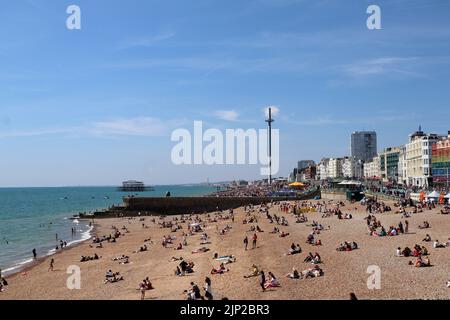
[[252, 233, 258, 249]]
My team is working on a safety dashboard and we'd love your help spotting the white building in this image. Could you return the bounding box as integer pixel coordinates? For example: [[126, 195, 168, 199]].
[[405, 127, 441, 187], [364, 156, 381, 179], [398, 145, 407, 185], [342, 157, 364, 179], [328, 158, 344, 178], [317, 158, 330, 180]]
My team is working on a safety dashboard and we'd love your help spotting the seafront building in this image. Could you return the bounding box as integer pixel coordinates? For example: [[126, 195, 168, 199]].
[[398, 145, 407, 185], [342, 157, 364, 179], [317, 158, 330, 180], [380, 147, 401, 182], [297, 160, 315, 171], [405, 127, 441, 187], [363, 156, 381, 180], [432, 132, 450, 188], [351, 131, 378, 162], [328, 158, 344, 179]]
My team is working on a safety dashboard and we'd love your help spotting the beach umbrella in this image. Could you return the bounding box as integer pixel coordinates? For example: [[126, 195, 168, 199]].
[[289, 182, 305, 188]]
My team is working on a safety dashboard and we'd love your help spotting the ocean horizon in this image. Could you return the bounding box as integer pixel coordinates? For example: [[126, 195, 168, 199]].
[[0, 185, 216, 276]]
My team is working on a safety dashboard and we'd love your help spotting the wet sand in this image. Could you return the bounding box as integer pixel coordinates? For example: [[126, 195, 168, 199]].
[[1, 200, 450, 300]]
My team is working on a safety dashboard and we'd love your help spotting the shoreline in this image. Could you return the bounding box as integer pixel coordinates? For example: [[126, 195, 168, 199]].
[[1, 223, 97, 279]]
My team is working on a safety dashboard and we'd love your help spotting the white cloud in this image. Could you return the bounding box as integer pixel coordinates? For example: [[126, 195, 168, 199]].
[[264, 106, 280, 119], [214, 110, 239, 121], [0, 117, 186, 139], [118, 31, 176, 49], [340, 57, 421, 77]]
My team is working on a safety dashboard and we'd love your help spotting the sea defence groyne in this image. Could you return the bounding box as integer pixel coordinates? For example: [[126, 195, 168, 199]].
[[82, 189, 320, 218]]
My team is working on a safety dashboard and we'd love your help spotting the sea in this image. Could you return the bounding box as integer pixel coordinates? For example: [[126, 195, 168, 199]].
[[0, 185, 216, 276]]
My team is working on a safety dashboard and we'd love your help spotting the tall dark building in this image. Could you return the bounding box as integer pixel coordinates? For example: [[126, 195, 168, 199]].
[[351, 131, 377, 162]]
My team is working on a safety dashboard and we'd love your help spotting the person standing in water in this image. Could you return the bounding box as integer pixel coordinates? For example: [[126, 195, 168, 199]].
[[32, 248, 37, 259]]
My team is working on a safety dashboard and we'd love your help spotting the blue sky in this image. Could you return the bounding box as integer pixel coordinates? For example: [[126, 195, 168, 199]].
[[1, 0, 450, 187]]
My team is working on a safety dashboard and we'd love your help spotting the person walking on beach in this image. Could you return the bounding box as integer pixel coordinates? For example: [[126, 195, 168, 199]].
[[32, 248, 37, 259], [244, 236, 249, 251], [139, 280, 146, 300], [204, 277, 213, 300], [259, 271, 266, 292], [252, 233, 258, 250], [49, 259, 54, 272], [405, 220, 409, 234]]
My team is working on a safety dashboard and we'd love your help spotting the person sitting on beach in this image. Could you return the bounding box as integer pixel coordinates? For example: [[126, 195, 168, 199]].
[[211, 263, 229, 275], [396, 247, 403, 257], [104, 270, 124, 284], [279, 231, 290, 238], [300, 265, 324, 279], [423, 234, 432, 242], [413, 245, 422, 257], [187, 282, 203, 301], [401, 247, 412, 257], [270, 227, 280, 234], [174, 243, 183, 251], [287, 243, 302, 256], [244, 265, 260, 279], [286, 267, 300, 279], [306, 233, 315, 245], [418, 221, 430, 229], [413, 256, 431, 268], [434, 240, 446, 249], [264, 272, 280, 289]]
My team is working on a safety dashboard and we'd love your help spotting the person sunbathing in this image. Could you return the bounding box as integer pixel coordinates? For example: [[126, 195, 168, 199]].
[[264, 272, 280, 289], [214, 254, 237, 264], [414, 257, 431, 268], [418, 221, 430, 229], [171, 256, 183, 262], [286, 268, 300, 279], [104, 270, 124, 284], [279, 231, 290, 238], [192, 247, 210, 254], [433, 240, 446, 249], [402, 247, 412, 257], [244, 265, 260, 278], [270, 227, 280, 234], [211, 263, 229, 275], [306, 234, 315, 244], [287, 243, 302, 256], [301, 265, 324, 279], [175, 243, 183, 251]]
